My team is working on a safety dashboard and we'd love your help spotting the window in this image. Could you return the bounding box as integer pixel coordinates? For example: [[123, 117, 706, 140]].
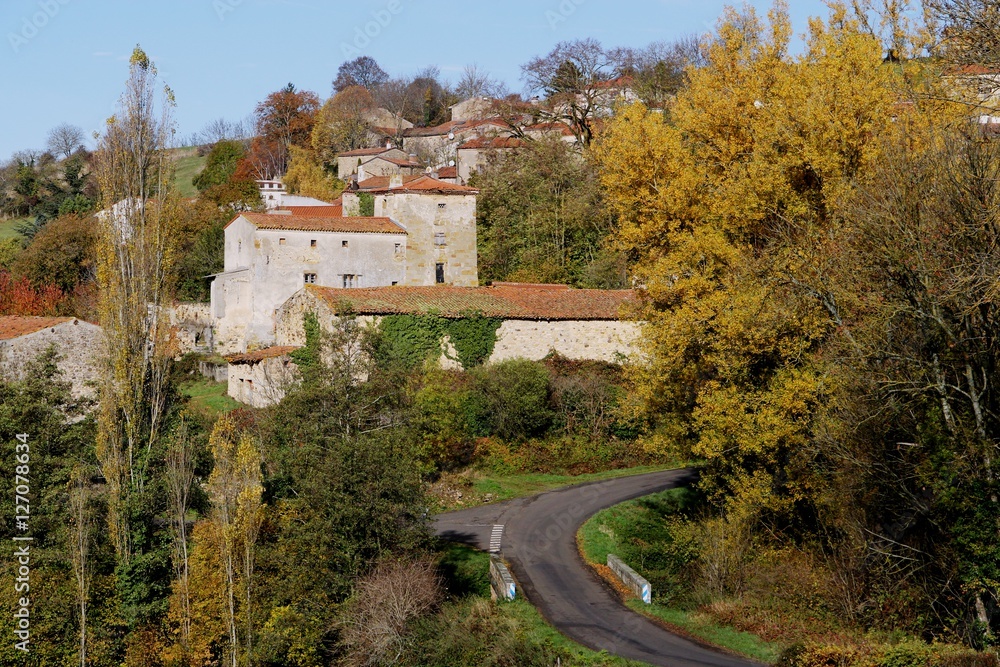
[[342, 240, 349, 248], [435, 263, 445, 284], [304, 273, 317, 284], [391, 281, 398, 286], [394, 243, 402, 253], [279, 237, 286, 245], [438, 203, 446, 209], [434, 232, 446, 247], [343, 274, 357, 288], [310, 239, 317, 248]]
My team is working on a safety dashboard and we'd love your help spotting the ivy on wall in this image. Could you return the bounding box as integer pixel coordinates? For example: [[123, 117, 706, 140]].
[[376, 311, 502, 369], [358, 192, 375, 217]]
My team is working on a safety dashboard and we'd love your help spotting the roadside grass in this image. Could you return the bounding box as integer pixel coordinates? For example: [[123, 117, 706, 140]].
[[172, 153, 206, 198], [578, 490, 783, 664], [179, 377, 237, 419], [429, 464, 684, 513], [472, 465, 681, 502], [0, 218, 29, 241]]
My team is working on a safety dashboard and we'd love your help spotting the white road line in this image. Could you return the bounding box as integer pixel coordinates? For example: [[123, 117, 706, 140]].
[[489, 524, 504, 553]]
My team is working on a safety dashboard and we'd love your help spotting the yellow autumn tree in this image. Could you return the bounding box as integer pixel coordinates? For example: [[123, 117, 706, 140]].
[[283, 146, 344, 203], [595, 2, 907, 524], [206, 414, 265, 667], [94, 45, 180, 562]]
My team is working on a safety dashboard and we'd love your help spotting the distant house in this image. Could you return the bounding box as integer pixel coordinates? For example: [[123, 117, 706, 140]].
[[336, 147, 407, 181], [210, 212, 408, 353], [0, 316, 101, 400], [357, 154, 424, 179], [257, 179, 286, 209], [456, 136, 528, 183]]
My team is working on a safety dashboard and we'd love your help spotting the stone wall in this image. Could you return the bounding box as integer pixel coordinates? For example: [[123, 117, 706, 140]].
[[275, 289, 641, 368], [227, 356, 296, 408], [492, 320, 641, 364], [169, 302, 214, 355], [0, 320, 102, 400]]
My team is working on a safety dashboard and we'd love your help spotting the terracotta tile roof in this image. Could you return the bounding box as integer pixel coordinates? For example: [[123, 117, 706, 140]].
[[226, 345, 300, 365], [236, 213, 406, 235], [458, 118, 513, 132], [339, 147, 399, 158], [948, 64, 1000, 76], [282, 205, 344, 217], [365, 156, 423, 169], [306, 283, 635, 321], [355, 175, 478, 195], [525, 122, 576, 136], [403, 121, 465, 137], [0, 316, 76, 340], [458, 136, 528, 150], [437, 166, 458, 179]]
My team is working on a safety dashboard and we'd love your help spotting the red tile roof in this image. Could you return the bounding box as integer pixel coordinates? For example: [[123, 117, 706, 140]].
[[403, 121, 465, 137], [525, 122, 575, 136], [338, 147, 401, 158], [355, 175, 478, 195], [282, 205, 344, 217], [365, 156, 423, 169], [458, 136, 528, 150], [0, 316, 76, 340], [437, 166, 458, 179], [948, 64, 1000, 76], [234, 213, 406, 235], [306, 283, 635, 320], [226, 345, 300, 365]]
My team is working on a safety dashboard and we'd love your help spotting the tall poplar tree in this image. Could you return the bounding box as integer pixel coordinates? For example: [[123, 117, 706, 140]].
[[94, 45, 179, 564]]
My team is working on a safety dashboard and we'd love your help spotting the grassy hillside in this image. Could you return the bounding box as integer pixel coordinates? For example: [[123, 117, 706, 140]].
[[0, 218, 28, 241], [170, 147, 207, 198]]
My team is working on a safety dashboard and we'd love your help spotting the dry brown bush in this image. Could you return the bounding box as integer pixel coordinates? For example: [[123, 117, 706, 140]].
[[342, 557, 443, 667]]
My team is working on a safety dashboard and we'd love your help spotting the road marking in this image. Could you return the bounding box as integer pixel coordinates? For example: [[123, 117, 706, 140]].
[[489, 524, 504, 553]]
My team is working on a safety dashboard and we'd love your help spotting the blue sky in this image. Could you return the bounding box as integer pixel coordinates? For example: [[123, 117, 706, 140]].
[[0, 0, 832, 159]]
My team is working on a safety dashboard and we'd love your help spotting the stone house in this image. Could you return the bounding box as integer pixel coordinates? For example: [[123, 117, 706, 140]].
[[0, 316, 102, 400], [210, 212, 408, 353], [344, 175, 479, 287], [225, 345, 299, 407], [357, 154, 424, 180], [336, 147, 407, 181], [276, 282, 640, 365], [456, 136, 528, 184]]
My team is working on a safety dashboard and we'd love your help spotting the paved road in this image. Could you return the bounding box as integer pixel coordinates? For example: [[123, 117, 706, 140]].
[[434, 470, 757, 667]]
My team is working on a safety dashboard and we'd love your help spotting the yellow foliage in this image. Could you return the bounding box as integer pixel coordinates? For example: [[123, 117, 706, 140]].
[[594, 3, 930, 523], [283, 145, 344, 202]]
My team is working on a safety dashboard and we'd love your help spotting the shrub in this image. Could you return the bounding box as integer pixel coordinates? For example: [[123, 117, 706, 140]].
[[470, 359, 552, 441]]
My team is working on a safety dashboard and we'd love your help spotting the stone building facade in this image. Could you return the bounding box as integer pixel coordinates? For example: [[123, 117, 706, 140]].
[[343, 175, 479, 288], [210, 212, 408, 353], [0, 316, 102, 400], [225, 346, 298, 407]]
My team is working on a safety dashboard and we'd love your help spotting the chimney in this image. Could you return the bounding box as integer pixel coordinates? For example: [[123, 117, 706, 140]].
[[389, 174, 403, 189], [386, 140, 392, 149]]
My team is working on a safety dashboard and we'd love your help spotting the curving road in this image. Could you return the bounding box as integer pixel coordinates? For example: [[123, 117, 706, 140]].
[[434, 470, 757, 667]]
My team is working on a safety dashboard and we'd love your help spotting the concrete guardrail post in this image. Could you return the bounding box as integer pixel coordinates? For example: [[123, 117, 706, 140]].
[[607, 554, 652, 604], [489, 555, 516, 601]]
